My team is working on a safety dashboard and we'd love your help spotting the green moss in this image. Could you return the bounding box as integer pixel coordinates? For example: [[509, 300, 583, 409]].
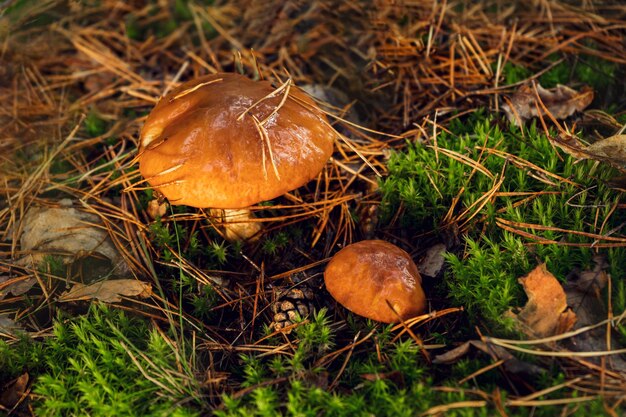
[[574, 55, 617, 91], [38, 255, 66, 276], [213, 309, 614, 416], [0, 335, 46, 382], [84, 110, 108, 138], [2, 0, 59, 29], [207, 240, 229, 265], [189, 285, 218, 321], [122, 1, 216, 42], [124, 15, 141, 40], [261, 231, 290, 256], [49, 157, 74, 176], [1, 305, 201, 416], [500, 62, 532, 85], [539, 56, 572, 87], [379, 114, 625, 330], [500, 52, 620, 107], [173, 0, 194, 21]]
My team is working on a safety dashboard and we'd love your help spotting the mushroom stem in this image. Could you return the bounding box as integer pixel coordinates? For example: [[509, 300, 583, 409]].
[[209, 208, 262, 242]]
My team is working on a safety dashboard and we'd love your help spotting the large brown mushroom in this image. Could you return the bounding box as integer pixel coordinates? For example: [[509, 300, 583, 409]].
[[139, 73, 336, 240], [324, 240, 426, 323]]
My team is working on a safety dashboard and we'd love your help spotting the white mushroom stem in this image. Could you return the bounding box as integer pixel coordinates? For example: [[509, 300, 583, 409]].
[[209, 208, 262, 242]]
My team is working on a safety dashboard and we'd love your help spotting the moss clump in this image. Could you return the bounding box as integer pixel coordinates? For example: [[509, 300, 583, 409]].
[[214, 309, 614, 416], [539, 54, 618, 92], [379, 113, 626, 331], [1, 305, 202, 417]]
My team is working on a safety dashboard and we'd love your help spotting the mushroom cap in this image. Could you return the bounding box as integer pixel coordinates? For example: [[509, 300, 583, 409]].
[[324, 240, 426, 323], [139, 73, 335, 209]]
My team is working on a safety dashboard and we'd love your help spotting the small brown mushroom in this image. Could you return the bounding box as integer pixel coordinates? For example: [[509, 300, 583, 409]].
[[324, 240, 426, 323], [138, 73, 335, 241]]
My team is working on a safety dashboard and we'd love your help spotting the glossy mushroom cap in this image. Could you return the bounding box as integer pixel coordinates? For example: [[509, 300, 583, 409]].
[[139, 73, 335, 209], [324, 240, 426, 323]]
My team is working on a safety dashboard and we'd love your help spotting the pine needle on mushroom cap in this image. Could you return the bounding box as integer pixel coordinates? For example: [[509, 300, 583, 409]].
[[137, 73, 336, 209]]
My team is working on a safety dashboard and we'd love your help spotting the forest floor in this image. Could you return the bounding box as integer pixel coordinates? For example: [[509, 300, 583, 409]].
[[1, 1, 626, 416]]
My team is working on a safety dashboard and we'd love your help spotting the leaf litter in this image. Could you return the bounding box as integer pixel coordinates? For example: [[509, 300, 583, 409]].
[[551, 133, 626, 171], [418, 243, 447, 278], [0, 314, 21, 336], [506, 263, 577, 339], [59, 279, 152, 304], [4, 198, 134, 300], [0, 373, 29, 411], [433, 339, 544, 378], [434, 263, 579, 380], [437, 259, 626, 391], [17, 199, 130, 277], [502, 83, 594, 127], [563, 255, 626, 374]]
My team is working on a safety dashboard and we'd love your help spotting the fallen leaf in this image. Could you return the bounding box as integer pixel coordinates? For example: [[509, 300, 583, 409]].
[[208, 208, 262, 242], [565, 254, 608, 326], [432, 341, 472, 364], [583, 134, 626, 169], [507, 264, 577, 338], [551, 134, 626, 171], [502, 83, 594, 126], [0, 373, 29, 409], [361, 370, 404, 386], [433, 340, 543, 376], [563, 256, 626, 373], [418, 243, 447, 278], [0, 313, 22, 335], [301, 369, 329, 390], [356, 203, 379, 239], [18, 199, 130, 278], [300, 84, 363, 126], [0, 275, 36, 301], [59, 279, 152, 303], [67, 51, 117, 93], [548, 133, 591, 160]]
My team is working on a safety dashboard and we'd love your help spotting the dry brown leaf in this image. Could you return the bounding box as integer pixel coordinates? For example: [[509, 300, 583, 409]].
[[18, 199, 130, 276], [59, 279, 152, 303], [433, 340, 544, 376], [209, 208, 262, 242], [564, 256, 626, 373], [0, 275, 37, 301], [507, 263, 577, 338], [548, 133, 590, 160], [432, 341, 473, 364], [0, 313, 21, 335], [502, 83, 594, 126], [360, 370, 404, 385], [418, 243, 447, 278], [584, 134, 626, 167], [0, 373, 29, 409], [565, 255, 608, 326], [356, 203, 379, 239], [550, 134, 626, 172]]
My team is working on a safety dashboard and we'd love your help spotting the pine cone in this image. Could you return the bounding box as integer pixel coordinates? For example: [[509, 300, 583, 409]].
[[271, 286, 316, 333]]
